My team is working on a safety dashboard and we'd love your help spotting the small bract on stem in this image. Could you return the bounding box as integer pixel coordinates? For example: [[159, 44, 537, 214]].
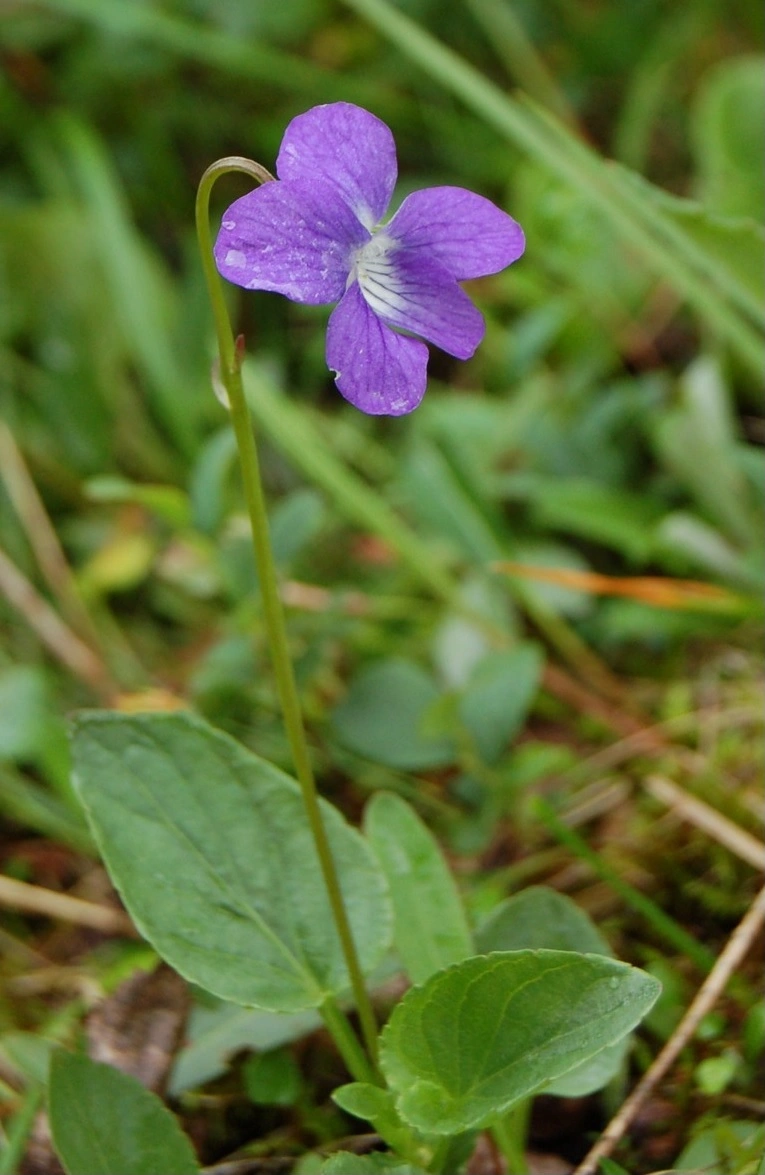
[[195, 157, 381, 1082]]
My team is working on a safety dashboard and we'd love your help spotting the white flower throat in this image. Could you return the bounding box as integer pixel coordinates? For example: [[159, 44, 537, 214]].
[[350, 232, 404, 320]]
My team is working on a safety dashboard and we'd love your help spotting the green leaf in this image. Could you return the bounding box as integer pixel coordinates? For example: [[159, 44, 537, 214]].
[[529, 479, 663, 563], [0, 1032, 58, 1087], [655, 513, 763, 591], [331, 659, 456, 770], [333, 1083, 430, 1167], [458, 645, 543, 764], [475, 887, 612, 956], [692, 56, 765, 221], [673, 1120, 765, 1175], [71, 711, 391, 1011], [242, 1048, 302, 1106], [653, 358, 761, 548], [318, 1154, 428, 1175], [48, 1052, 200, 1175], [380, 950, 661, 1134], [0, 666, 49, 761], [364, 793, 472, 985], [169, 1001, 321, 1094], [269, 488, 327, 568], [475, 888, 629, 1098]]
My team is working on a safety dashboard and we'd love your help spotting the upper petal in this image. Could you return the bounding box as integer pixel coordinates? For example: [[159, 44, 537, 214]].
[[357, 246, 485, 360], [276, 103, 397, 230], [214, 176, 369, 304], [326, 282, 428, 416], [386, 186, 525, 280]]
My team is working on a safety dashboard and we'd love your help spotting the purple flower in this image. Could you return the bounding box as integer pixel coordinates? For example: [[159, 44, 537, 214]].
[[214, 102, 525, 416]]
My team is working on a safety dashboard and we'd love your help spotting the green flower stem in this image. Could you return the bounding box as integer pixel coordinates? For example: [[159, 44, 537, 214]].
[[196, 160, 380, 1075], [492, 1098, 531, 1174], [321, 996, 379, 1085], [426, 1138, 453, 1174]]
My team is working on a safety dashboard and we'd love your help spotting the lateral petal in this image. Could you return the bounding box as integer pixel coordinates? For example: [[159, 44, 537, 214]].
[[277, 102, 397, 230], [326, 282, 428, 416], [215, 177, 368, 304], [386, 186, 525, 280]]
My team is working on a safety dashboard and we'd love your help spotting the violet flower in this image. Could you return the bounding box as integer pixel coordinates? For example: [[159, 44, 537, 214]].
[[214, 102, 525, 416]]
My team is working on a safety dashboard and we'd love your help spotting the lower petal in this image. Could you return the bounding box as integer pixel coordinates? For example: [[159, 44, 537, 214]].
[[358, 250, 485, 360], [326, 283, 429, 416]]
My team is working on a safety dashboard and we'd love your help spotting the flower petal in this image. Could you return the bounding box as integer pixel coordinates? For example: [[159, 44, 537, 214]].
[[326, 282, 428, 416], [215, 177, 368, 304], [386, 186, 525, 280], [357, 247, 485, 360], [276, 102, 397, 230]]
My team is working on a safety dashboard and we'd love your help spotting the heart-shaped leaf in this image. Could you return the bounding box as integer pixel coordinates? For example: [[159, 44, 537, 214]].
[[71, 711, 391, 1011], [380, 950, 661, 1134], [476, 888, 628, 1097]]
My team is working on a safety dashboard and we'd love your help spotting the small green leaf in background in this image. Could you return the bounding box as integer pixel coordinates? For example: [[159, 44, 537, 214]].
[[380, 950, 661, 1134], [458, 644, 543, 764], [529, 480, 663, 564], [169, 1001, 321, 1095], [653, 358, 762, 551], [475, 886, 612, 955], [269, 488, 327, 567], [0, 666, 49, 761], [691, 55, 765, 221], [0, 1032, 59, 1087], [48, 1052, 200, 1175], [364, 792, 472, 985], [71, 711, 391, 1011], [673, 1120, 765, 1175], [243, 1048, 303, 1106], [331, 659, 456, 770]]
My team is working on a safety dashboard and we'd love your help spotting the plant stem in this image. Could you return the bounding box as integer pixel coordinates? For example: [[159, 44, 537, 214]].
[[196, 160, 380, 1074], [321, 997, 379, 1085], [492, 1099, 531, 1174], [0, 1085, 44, 1175]]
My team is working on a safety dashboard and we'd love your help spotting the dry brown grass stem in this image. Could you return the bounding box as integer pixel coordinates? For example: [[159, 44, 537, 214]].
[[574, 880, 765, 1175]]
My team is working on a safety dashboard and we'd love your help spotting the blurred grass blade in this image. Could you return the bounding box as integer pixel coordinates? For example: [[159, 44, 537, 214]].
[[539, 113, 765, 331], [52, 113, 195, 457], [39, 0, 389, 105], [464, 0, 577, 126], [340, 0, 764, 375], [0, 768, 95, 855]]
